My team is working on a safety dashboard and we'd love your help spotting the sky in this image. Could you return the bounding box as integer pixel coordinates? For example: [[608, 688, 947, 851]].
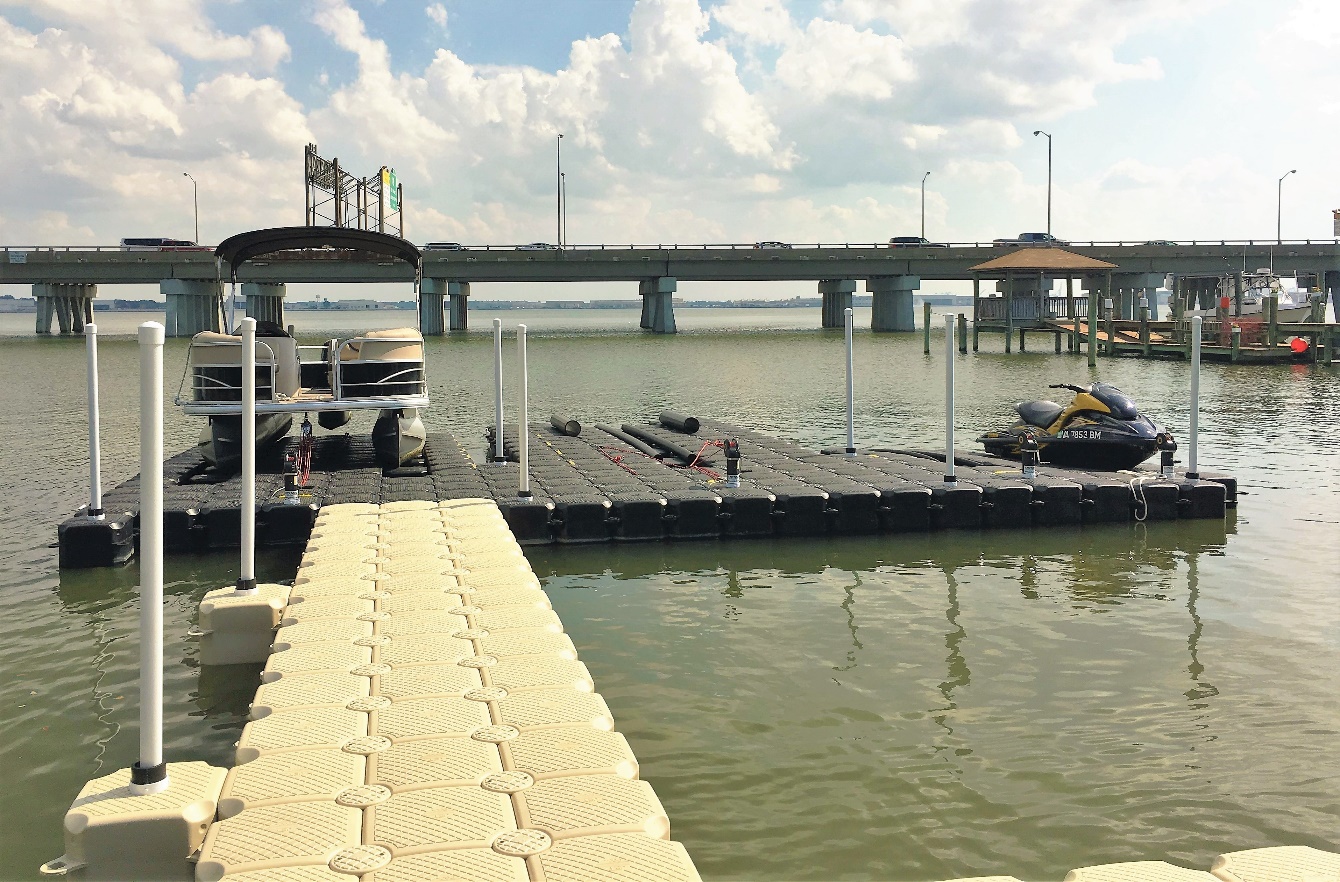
[[1, 0, 1337, 300]]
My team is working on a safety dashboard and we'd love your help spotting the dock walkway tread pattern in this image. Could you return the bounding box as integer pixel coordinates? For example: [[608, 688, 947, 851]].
[[195, 500, 700, 882]]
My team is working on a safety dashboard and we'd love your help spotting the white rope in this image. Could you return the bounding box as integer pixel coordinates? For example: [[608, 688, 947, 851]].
[[1127, 474, 1166, 522]]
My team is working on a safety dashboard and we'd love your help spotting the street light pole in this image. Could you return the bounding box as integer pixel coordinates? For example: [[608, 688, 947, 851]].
[[182, 172, 198, 244], [556, 134, 564, 248], [921, 171, 930, 240], [1277, 169, 1296, 244], [561, 172, 567, 248], [1033, 130, 1052, 236]]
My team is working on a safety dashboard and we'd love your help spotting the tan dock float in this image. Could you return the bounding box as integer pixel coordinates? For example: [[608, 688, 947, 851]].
[[937, 845, 1340, 882], [196, 499, 701, 882]]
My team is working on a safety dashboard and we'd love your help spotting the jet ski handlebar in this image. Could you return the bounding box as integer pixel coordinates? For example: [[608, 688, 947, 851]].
[[1048, 383, 1091, 394]]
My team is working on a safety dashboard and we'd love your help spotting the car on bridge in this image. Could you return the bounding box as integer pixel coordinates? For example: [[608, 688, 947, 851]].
[[753, 241, 792, 249], [517, 242, 559, 251], [1143, 240, 1179, 246], [887, 236, 948, 248], [119, 237, 208, 251], [424, 242, 465, 250], [993, 232, 1069, 246]]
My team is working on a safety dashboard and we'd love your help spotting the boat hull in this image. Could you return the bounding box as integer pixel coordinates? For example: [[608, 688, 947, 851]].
[[372, 408, 426, 468], [199, 414, 293, 472]]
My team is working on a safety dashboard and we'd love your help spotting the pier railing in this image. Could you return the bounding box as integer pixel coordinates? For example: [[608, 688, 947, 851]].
[[976, 295, 1088, 323]]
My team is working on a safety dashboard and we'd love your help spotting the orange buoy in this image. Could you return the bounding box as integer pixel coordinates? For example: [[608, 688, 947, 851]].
[[1289, 336, 1309, 354]]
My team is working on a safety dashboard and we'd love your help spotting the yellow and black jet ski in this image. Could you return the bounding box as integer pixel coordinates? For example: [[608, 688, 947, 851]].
[[977, 382, 1164, 471]]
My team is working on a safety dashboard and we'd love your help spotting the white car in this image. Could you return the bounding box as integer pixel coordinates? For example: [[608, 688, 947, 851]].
[[517, 242, 558, 251]]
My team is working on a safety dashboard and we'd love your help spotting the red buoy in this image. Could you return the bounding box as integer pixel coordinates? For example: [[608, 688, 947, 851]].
[[1289, 336, 1309, 354]]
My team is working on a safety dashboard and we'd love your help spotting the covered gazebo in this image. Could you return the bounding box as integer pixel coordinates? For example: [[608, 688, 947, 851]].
[[969, 248, 1117, 360]]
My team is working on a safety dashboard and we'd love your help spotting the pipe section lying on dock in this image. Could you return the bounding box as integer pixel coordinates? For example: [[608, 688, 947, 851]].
[[659, 409, 700, 434], [622, 423, 704, 464], [550, 413, 582, 436], [596, 423, 663, 458]]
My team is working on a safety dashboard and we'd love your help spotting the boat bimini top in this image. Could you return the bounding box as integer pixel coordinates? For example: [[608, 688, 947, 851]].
[[174, 227, 429, 416]]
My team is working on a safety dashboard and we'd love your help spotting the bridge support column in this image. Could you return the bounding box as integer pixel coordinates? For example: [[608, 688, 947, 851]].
[[1327, 271, 1340, 321], [161, 279, 222, 338], [419, 278, 466, 336], [1112, 273, 1163, 320], [33, 283, 95, 335], [867, 275, 919, 332], [639, 277, 677, 334], [242, 283, 285, 326], [1197, 277, 1217, 311], [819, 279, 856, 328]]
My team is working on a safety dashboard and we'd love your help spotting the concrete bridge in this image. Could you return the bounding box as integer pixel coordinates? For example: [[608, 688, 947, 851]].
[[4, 240, 1338, 335]]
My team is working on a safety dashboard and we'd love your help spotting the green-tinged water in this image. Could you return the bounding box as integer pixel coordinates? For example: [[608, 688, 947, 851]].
[[1, 307, 1337, 881]]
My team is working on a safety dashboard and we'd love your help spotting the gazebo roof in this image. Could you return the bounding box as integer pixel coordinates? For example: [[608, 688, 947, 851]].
[[970, 247, 1117, 273]]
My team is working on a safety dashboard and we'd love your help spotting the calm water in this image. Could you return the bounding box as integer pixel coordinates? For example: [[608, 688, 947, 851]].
[[1, 307, 1337, 881]]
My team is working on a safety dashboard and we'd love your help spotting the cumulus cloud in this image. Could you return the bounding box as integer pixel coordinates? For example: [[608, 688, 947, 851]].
[[4, 0, 1323, 256]]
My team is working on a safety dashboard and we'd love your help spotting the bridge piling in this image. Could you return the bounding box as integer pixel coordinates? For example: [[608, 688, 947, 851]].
[[33, 283, 95, 334], [242, 282, 285, 326], [161, 279, 222, 337], [639, 277, 677, 333], [868, 274, 919, 332], [819, 279, 856, 328]]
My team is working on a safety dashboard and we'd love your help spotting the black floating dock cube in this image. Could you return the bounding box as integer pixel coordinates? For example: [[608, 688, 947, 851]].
[[163, 507, 200, 552], [929, 482, 983, 529], [1027, 480, 1084, 526], [607, 493, 668, 541], [1078, 478, 1132, 523], [58, 512, 135, 568], [770, 488, 828, 536], [977, 482, 1033, 529], [499, 498, 555, 544], [872, 484, 931, 532], [663, 492, 721, 539], [551, 495, 615, 543], [198, 505, 243, 549], [717, 489, 774, 537], [825, 487, 882, 534], [1137, 482, 1181, 521], [1177, 479, 1226, 520], [261, 502, 318, 546]]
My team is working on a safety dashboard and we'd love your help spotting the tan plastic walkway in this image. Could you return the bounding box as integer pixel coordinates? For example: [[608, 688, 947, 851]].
[[939, 844, 1340, 882], [196, 499, 701, 882]]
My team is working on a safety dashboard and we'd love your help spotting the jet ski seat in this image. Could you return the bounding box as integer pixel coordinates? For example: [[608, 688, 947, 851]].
[[1016, 399, 1064, 428]]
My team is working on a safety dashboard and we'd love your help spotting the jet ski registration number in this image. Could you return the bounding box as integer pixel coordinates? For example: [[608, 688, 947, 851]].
[[1060, 429, 1104, 439]]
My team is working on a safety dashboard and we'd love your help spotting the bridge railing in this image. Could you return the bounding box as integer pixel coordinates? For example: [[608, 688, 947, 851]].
[[3, 240, 1338, 254]]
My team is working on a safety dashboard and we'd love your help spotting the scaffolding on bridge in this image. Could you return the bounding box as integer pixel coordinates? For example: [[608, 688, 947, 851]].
[[303, 143, 403, 236]]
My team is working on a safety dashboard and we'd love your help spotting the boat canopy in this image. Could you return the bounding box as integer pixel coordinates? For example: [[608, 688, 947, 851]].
[[213, 227, 422, 281]]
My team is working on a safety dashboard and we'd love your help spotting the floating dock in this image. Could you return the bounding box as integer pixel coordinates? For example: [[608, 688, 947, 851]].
[[58, 416, 1237, 565], [194, 499, 700, 881]]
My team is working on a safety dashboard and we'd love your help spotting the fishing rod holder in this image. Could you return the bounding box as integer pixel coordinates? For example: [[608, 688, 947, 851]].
[[724, 439, 741, 488]]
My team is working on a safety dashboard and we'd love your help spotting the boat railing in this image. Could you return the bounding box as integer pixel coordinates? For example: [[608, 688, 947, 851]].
[[333, 333, 427, 401], [176, 338, 278, 405]]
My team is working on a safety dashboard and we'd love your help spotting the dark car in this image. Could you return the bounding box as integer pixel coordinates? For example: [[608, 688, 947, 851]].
[[1143, 240, 1178, 246], [993, 232, 1069, 246], [753, 241, 792, 249], [517, 242, 559, 251], [424, 242, 465, 250], [887, 236, 947, 248]]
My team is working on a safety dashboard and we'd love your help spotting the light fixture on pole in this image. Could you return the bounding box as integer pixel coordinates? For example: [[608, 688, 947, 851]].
[[182, 173, 199, 244], [921, 171, 931, 240], [1033, 130, 1052, 236], [556, 134, 564, 248], [1276, 169, 1296, 244]]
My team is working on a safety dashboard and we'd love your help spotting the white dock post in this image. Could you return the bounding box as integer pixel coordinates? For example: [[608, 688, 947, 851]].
[[944, 314, 956, 484], [844, 306, 856, 454], [85, 323, 103, 520], [237, 317, 257, 594], [517, 324, 532, 497], [133, 321, 168, 794], [493, 317, 505, 462], [1188, 314, 1202, 478]]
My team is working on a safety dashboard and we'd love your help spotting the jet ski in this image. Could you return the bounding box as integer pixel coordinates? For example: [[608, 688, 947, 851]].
[[977, 382, 1164, 471]]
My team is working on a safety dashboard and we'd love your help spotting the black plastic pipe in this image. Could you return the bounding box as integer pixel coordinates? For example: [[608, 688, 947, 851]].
[[595, 423, 662, 458], [621, 423, 708, 464], [550, 413, 581, 436], [659, 409, 700, 434]]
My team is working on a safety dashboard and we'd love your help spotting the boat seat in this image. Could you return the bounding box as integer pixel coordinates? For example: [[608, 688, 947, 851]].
[[339, 327, 424, 362], [1016, 399, 1064, 428]]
